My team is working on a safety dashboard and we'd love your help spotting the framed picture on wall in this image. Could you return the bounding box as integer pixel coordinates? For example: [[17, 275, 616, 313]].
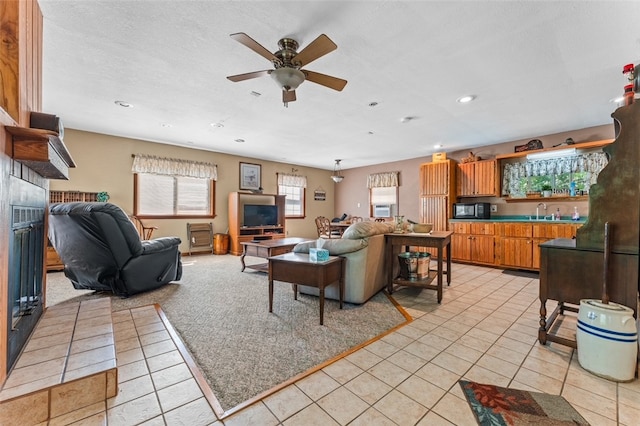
[[239, 162, 261, 190]]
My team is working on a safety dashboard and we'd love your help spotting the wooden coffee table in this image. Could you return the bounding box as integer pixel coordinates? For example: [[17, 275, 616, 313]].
[[267, 253, 345, 325], [240, 237, 313, 272]]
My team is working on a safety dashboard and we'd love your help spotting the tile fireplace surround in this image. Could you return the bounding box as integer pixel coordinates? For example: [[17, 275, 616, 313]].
[[0, 262, 638, 425]]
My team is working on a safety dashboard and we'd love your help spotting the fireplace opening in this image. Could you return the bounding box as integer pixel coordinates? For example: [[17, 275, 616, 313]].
[[7, 202, 45, 372]]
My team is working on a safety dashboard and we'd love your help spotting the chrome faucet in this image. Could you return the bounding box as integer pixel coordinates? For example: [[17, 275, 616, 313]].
[[536, 202, 547, 220]]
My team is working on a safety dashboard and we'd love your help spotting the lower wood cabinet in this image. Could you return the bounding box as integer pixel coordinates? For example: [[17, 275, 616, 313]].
[[451, 222, 495, 265], [451, 221, 581, 270]]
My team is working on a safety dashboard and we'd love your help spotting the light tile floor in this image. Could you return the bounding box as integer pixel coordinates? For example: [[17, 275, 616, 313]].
[[50, 263, 639, 425]]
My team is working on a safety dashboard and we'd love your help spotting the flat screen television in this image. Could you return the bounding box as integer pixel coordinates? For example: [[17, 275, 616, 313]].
[[243, 204, 278, 227]]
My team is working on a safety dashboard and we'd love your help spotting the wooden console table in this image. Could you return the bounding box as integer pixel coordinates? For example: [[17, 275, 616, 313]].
[[538, 238, 638, 348], [385, 231, 453, 303], [268, 253, 345, 325]]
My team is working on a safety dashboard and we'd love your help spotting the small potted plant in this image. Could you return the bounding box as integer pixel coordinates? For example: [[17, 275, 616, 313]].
[[541, 184, 552, 198]]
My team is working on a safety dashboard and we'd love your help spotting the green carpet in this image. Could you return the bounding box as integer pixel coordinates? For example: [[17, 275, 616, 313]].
[[46, 254, 408, 411]]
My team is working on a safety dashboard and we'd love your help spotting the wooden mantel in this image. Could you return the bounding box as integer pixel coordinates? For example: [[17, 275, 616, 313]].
[[5, 125, 75, 179]]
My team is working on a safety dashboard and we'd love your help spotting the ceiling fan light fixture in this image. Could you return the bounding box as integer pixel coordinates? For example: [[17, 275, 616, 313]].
[[271, 67, 305, 91], [331, 159, 344, 183]]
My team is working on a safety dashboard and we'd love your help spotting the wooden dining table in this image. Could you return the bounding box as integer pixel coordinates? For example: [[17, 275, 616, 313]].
[[329, 222, 351, 236]]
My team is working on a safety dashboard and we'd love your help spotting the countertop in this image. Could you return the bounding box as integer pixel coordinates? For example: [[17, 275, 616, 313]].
[[449, 215, 587, 224]]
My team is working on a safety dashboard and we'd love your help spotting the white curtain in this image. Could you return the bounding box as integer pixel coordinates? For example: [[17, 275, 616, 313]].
[[277, 173, 307, 188], [131, 154, 217, 180], [367, 171, 399, 188], [502, 152, 608, 196]]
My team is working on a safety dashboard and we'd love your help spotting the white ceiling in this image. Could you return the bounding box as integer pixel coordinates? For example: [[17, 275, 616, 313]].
[[37, 0, 640, 171]]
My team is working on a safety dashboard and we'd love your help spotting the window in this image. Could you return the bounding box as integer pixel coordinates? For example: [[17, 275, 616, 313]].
[[502, 152, 608, 198], [278, 185, 305, 218], [135, 174, 214, 217], [277, 172, 307, 218], [368, 171, 399, 217], [132, 154, 217, 218], [370, 186, 398, 217]]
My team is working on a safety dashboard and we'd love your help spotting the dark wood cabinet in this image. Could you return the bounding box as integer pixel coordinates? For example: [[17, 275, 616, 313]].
[[538, 101, 640, 349]]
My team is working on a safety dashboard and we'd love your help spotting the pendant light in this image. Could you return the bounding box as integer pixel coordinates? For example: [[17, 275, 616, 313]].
[[331, 159, 344, 183]]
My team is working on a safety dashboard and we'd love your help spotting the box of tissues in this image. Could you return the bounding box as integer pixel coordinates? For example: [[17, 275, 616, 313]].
[[309, 248, 329, 262]]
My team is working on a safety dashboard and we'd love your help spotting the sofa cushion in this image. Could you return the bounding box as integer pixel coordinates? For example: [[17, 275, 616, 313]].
[[342, 221, 394, 240], [293, 238, 367, 255]]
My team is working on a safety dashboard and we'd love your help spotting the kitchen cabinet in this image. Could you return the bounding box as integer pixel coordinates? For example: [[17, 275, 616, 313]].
[[497, 222, 581, 270], [419, 160, 456, 231], [457, 159, 498, 197], [451, 222, 495, 264], [532, 223, 581, 269]]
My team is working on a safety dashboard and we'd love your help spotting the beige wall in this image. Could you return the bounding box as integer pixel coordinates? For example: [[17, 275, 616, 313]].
[[51, 129, 338, 252], [335, 124, 615, 220], [55, 123, 615, 254]]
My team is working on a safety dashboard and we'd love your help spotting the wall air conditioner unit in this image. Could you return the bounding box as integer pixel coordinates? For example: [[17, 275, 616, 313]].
[[373, 204, 391, 217], [526, 148, 577, 160]]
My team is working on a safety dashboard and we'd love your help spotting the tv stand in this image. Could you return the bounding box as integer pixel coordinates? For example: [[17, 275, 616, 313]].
[[228, 192, 286, 255]]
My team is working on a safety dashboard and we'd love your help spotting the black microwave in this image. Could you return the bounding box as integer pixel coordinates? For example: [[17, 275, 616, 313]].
[[453, 202, 491, 219]]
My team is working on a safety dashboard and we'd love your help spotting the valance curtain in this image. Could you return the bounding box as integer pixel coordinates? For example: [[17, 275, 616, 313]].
[[367, 171, 399, 188], [502, 152, 608, 196], [277, 173, 307, 188], [131, 154, 218, 180]]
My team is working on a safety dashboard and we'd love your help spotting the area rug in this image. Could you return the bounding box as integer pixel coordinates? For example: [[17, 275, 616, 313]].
[[501, 270, 539, 279], [46, 254, 409, 412], [459, 380, 589, 425]]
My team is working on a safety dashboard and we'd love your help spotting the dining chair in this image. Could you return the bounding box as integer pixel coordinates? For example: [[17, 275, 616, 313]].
[[351, 216, 363, 223], [315, 216, 341, 238]]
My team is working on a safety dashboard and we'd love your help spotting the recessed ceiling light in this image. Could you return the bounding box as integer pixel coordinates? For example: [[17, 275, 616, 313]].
[[400, 116, 416, 123], [160, 123, 172, 128], [457, 95, 476, 103], [235, 138, 245, 143], [250, 91, 261, 97], [368, 101, 379, 107], [210, 122, 224, 128], [114, 100, 133, 108], [434, 144, 443, 149]]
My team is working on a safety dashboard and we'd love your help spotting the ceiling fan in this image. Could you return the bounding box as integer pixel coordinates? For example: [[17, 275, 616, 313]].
[[227, 32, 347, 106]]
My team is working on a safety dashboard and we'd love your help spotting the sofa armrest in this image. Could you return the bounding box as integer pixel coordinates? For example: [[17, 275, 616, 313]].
[[293, 238, 367, 255], [141, 237, 182, 255]]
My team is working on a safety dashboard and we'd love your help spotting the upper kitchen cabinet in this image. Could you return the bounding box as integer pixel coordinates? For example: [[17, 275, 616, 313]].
[[420, 160, 455, 195], [457, 159, 498, 197]]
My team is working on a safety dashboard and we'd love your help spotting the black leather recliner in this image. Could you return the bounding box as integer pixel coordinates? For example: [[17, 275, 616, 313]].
[[48, 202, 182, 297]]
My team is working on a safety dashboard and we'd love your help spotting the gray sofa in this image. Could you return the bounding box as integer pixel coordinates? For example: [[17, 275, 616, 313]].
[[293, 221, 395, 304]]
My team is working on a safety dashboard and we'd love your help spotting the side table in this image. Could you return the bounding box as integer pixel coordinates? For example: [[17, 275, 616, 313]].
[[268, 253, 345, 325], [385, 231, 453, 303]]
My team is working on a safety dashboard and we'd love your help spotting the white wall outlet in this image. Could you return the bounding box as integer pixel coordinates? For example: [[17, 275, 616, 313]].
[[490, 204, 498, 213]]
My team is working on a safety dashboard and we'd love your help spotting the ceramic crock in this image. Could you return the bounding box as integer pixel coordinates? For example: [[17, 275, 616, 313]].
[[576, 299, 638, 382]]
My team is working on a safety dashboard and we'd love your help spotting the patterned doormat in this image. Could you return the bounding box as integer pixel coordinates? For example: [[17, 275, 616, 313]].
[[459, 380, 590, 425]]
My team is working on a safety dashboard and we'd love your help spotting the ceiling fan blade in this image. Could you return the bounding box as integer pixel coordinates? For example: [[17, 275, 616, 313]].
[[230, 32, 281, 65], [283, 90, 296, 103], [291, 34, 337, 67], [303, 70, 347, 91], [226, 70, 271, 82]]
